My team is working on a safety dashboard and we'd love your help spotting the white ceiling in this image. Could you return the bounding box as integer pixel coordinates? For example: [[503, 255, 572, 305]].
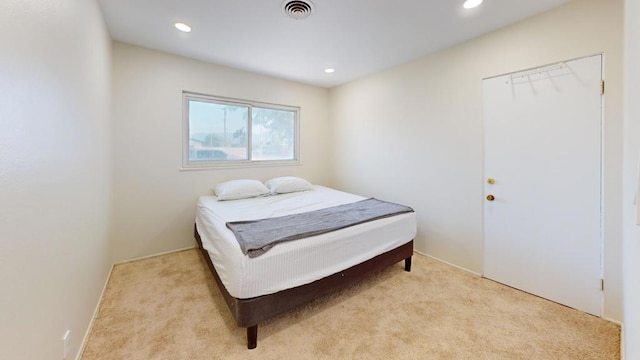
[[98, 0, 569, 88]]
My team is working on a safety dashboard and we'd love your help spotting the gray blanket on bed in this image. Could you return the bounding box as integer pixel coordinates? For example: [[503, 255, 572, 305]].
[[226, 198, 414, 258]]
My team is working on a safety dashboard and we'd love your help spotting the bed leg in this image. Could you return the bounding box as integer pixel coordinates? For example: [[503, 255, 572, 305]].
[[247, 325, 258, 349], [404, 256, 412, 272]]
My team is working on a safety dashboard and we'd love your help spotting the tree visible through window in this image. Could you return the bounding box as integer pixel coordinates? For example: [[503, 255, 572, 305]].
[[183, 93, 299, 167], [252, 107, 295, 161]]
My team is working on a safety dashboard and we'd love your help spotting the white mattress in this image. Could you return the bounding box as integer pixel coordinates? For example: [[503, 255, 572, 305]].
[[195, 185, 417, 299]]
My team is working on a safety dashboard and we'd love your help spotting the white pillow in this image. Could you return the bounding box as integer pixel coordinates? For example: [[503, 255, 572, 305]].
[[213, 179, 269, 201], [265, 176, 313, 194]]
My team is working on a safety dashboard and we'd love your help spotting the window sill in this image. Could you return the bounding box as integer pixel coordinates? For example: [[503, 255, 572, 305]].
[[179, 160, 301, 171]]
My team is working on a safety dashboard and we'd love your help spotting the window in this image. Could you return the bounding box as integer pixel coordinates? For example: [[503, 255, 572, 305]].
[[183, 92, 299, 168]]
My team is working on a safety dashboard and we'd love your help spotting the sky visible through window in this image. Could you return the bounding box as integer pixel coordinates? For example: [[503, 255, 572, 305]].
[[188, 101, 247, 138]]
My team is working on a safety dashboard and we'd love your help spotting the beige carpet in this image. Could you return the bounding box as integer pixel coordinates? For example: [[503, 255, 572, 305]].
[[81, 249, 620, 360]]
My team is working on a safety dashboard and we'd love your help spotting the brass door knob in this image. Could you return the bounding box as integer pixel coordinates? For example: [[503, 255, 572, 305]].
[[486, 194, 495, 201], [487, 178, 495, 184]]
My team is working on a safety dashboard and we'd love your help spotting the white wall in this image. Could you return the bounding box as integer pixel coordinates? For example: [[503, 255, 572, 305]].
[[111, 42, 331, 261], [0, 1, 113, 359], [623, 0, 640, 357], [329, 0, 623, 321]]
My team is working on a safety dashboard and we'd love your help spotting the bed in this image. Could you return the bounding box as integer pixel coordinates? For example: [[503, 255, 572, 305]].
[[194, 180, 417, 349]]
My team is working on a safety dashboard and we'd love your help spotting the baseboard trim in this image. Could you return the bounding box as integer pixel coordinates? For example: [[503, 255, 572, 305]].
[[620, 323, 625, 360], [603, 317, 623, 326], [114, 246, 197, 265], [413, 250, 482, 277], [75, 263, 114, 360]]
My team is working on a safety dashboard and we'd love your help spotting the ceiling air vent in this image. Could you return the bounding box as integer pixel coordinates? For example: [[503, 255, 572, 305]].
[[282, 0, 314, 20]]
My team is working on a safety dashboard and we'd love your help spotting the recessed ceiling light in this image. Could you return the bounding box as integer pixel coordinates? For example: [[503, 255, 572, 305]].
[[175, 22, 192, 32], [463, 0, 483, 9], [324, 68, 335, 74]]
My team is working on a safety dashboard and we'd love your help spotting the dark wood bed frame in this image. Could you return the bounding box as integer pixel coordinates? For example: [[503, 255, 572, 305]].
[[194, 224, 413, 349]]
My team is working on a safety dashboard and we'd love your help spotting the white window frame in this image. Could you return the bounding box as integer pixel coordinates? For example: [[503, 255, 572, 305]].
[[182, 92, 300, 169]]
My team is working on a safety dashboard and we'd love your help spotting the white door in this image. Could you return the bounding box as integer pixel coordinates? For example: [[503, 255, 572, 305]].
[[483, 55, 603, 316]]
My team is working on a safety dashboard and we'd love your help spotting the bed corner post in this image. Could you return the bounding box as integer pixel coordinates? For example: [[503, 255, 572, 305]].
[[247, 325, 258, 349], [404, 256, 412, 272]]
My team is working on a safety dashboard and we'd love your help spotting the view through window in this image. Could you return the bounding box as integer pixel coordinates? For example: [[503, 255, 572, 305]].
[[183, 93, 299, 167]]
